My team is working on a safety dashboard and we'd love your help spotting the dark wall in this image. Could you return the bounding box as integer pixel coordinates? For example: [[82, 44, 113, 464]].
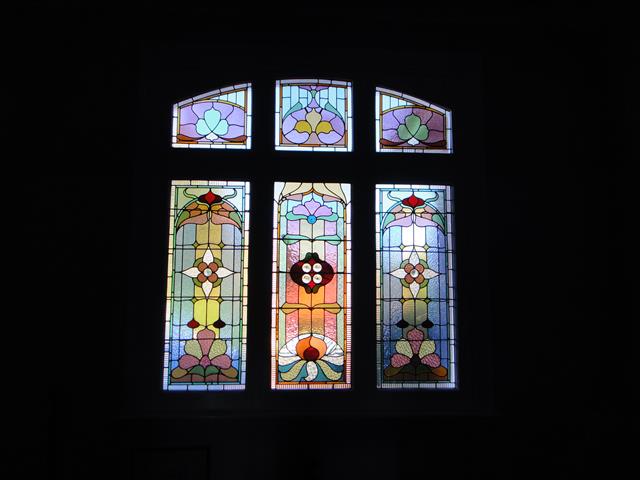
[[15, 7, 629, 480]]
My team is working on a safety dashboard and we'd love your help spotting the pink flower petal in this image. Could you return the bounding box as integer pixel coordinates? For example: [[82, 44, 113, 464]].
[[210, 355, 232, 369], [391, 353, 411, 368], [386, 215, 414, 228], [407, 328, 424, 354], [422, 353, 441, 368], [292, 204, 311, 216], [179, 354, 200, 370], [314, 205, 333, 217], [303, 200, 321, 215]]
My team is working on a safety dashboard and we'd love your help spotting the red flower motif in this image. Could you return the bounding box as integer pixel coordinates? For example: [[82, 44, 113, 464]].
[[401, 194, 425, 209], [198, 191, 222, 205]]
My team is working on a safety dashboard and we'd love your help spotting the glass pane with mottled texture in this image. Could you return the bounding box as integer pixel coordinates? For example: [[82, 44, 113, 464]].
[[375, 88, 452, 153], [271, 182, 351, 389], [275, 80, 352, 152], [376, 184, 456, 389], [163, 180, 250, 391], [172, 84, 252, 149]]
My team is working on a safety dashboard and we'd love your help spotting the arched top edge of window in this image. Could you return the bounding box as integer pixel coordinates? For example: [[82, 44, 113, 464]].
[[375, 87, 453, 154], [172, 83, 253, 150], [276, 78, 352, 86]]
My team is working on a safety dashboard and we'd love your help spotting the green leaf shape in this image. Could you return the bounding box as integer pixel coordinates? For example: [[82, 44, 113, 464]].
[[283, 101, 304, 120], [229, 211, 243, 228], [285, 212, 309, 221], [188, 365, 205, 377], [397, 114, 429, 141], [432, 213, 446, 233], [176, 209, 191, 228], [282, 234, 310, 245], [405, 114, 422, 136], [204, 366, 220, 376], [314, 235, 342, 245], [323, 101, 344, 121], [414, 124, 429, 141]]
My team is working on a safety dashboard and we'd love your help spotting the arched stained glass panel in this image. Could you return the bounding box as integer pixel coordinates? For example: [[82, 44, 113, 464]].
[[172, 84, 252, 149], [271, 182, 352, 389], [163, 180, 250, 391], [376, 184, 456, 389], [375, 87, 452, 154], [275, 80, 352, 152]]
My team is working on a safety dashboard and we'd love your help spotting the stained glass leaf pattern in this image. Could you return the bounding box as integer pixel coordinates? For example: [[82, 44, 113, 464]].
[[376, 184, 457, 389], [172, 84, 252, 149], [375, 88, 453, 154], [271, 182, 352, 389], [275, 80, 353, 152], [163, 180, 250, 391]]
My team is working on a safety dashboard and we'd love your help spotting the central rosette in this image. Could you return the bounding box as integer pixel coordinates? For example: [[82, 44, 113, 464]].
[[290, 252, 334, 294]]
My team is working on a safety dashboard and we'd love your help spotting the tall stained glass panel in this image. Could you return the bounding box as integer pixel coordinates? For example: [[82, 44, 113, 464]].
[[272, 182, 351, 389], [376, 184, 456, 389], [172, 84, 252, 149], [163, 180, 250, 391], [375, 87, 452, 154], [275, 80, 352, 152]]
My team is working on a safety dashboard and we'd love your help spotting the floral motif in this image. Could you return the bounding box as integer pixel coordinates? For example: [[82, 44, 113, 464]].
[[278, 334, 344, 382], [398, 113, 429, 145], [381, 107, 445, 148], [390, 250, 439, 298], [196, 108, 229, 140], [384, 328, 448, 381], [290, 252, 334, 294], [383, 193, 447, 233], [291, 199, 334, 224], [178, 101, 246, 144], [282, 85, 346, 146], [175, 191, 243, 230], [182, 248, 234, 298], [170, 329, 238, 383]]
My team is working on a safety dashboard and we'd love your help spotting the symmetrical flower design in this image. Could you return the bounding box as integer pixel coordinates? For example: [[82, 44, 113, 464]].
[[178, 101, 246, 143], [390, 250, 439, 298], [290, 252, 334, 294], [171, 329, 238, 383], [176, 190, 243, 230], [384, 328, 448, 381], [282, 86, 346, 146], [383, 193, 447, 233], [291, 199, 335, 224], [182, 248, 234, 298], [278, 334, 344, 382], [381, 107, 445, 148]]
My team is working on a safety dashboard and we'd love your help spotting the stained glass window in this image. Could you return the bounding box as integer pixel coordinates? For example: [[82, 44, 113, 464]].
[[163, 180, 250, 391], [376, 184, 456, 389], [172, 84, 252, 149], [271, 182, 352, 389], [275, 80, 352, 152], [375, 88, 452, 154]]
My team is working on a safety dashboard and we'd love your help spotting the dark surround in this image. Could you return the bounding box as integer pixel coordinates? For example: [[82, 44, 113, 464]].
[[15, 7, 629, 479]]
